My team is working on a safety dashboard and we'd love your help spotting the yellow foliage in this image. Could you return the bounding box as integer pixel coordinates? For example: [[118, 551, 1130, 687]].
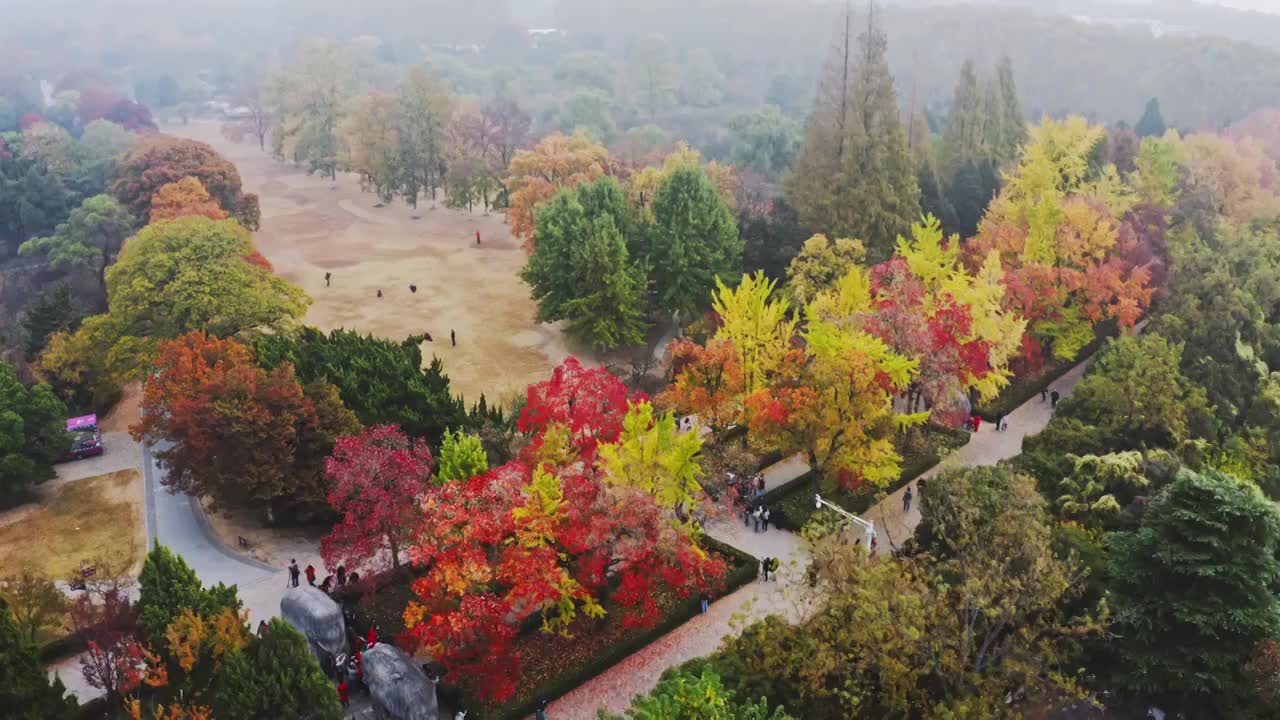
[[712, 272, 797, 393], [597, 401, 704, 512]]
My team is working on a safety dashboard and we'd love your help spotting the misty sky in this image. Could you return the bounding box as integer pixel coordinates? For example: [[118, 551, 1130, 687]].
[[1199, 0, 1277, 12]]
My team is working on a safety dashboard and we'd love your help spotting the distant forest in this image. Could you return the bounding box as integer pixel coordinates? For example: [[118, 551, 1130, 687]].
[[2, 0, 1279, 132]]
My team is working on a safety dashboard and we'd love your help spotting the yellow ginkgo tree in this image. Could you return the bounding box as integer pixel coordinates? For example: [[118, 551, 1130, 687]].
[[598, 401, 705, 514], [712, 271, 797, 394]]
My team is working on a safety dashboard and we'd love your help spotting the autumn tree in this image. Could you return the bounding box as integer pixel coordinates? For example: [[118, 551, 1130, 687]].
[[727, 105, 800, 180], [658, 338, 745, 433], [136, 545, 240, 643], [320, 426, 431, 573], [148, 177, 229, 223], [1109, 469, 1280, 714], [784, 3, 920, 261], [436, 429, 489, 484], [132, 332, 359, 509], [109, 134, 259, 229], [89, 216, 308, 380], [784, 234, 866, 306], [0, 360, 70, 497], [224, 79, 271, 151], [598, 402, 705, 513], [0, 599, 78, 720], [19, 193, 134, 297], [604, 670, 792, 720], [520, 177, 649, 350], [649, 165, 742, 321], [506, 131, 610, 249], [712, 272, 796, 394]]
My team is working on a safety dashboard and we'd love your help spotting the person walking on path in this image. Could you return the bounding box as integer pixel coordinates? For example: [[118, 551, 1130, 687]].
[[752, 506, 762, 532], [700, 595, 709, 613], [336, 565, 346, 586], [1051, 389, 1061, 408], [1041, 387, 1048, 402], [999, 416, 1009, 432], [377, 289, 382, 298], [451, 329, 456, 347], [759, 557, 769, 582], [971, 414, 982, 432], [336, 681, 349, 708], [762, 507, 771, 532], [903, 485, 914, 513], [305, 564, 317, 586], [409, 283, 418, 294], [288, 559, 300, 588], [997, 415, 1006, 432], [324, 271, 331, 287], [475, 230, 481, 246]]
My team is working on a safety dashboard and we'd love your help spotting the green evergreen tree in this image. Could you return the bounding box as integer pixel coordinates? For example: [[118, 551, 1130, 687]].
[[993, 55, 1027, 165], [784, 1, 919, 261], [938, 58, 986, 177], [915, 156, 959, 235], [21, 283, 79, 361], [649, 165, 743, 320], [0, 599, 78, 720], [1109, 469, 1280, 714], [521, 178, 650, 350], [213, 618, 343, 720], [19, 194, 134, 299], [602, 669, 793, 719], [0, 360, 70, 498], [254, 328, 467, 444], [947, 157, 998, 238], [436, 429, 489, 484], [1135, 97, 1167, 138], [137, 544, 241, 641]]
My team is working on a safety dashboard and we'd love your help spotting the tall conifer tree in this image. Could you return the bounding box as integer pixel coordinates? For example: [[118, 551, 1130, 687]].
[[785, 1, 919, 261]]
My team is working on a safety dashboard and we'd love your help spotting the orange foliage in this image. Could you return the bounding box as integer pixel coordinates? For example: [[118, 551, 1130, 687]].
[[150, 176, 230, 223], [657, 337, 745, 431], [506, 132, 611, 251]]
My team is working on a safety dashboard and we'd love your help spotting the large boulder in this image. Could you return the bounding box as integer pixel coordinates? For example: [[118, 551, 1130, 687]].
[[363, 643, 439, 720], [280, 586, 347, 676]]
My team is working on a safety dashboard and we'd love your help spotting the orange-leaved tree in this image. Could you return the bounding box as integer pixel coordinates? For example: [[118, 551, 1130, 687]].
[[506, 131, 611, 251], [149, 177, 230, 223]]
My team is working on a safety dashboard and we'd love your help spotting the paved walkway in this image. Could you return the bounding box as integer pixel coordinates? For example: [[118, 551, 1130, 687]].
[[543, 360, 1092, 718]]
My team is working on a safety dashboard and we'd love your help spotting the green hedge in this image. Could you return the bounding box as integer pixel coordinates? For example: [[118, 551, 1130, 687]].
[[476, 535, 758, 720], [974, 321, 1117, 422]]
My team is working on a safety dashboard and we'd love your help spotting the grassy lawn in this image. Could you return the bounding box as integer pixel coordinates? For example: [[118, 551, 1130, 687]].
[[0, 470, 144, 580]]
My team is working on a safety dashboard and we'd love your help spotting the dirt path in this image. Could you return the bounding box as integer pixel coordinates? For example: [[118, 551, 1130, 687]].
[[163, 122, 597, 403], [543, 361, 1092, 718]]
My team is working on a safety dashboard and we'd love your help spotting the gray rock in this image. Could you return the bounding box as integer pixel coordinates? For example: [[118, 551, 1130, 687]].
[[280, 586, 347, 676], [363, 643, 439, 720]]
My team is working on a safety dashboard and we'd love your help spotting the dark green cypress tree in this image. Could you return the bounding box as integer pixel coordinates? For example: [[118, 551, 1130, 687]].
[[1135, 97, 1168, 138], [213, 618, 343, 720], [22, 283, 79, 361]]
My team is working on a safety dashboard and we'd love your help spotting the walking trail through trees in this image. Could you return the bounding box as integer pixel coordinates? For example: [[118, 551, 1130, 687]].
[[544, 359, 1089, 719]]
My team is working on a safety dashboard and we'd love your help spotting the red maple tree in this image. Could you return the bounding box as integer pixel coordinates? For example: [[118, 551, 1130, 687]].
[[321, 425, 433, 574]]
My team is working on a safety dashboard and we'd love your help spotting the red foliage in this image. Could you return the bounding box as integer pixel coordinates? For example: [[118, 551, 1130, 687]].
[[131, 331, 329, 505], [400, 359, 725, 704], [321, 426, 432, 575], [109, 134, 260, 230], [81, 635, 147, 699], [242, 250, 274, 272], [518, 357, 636, 465]]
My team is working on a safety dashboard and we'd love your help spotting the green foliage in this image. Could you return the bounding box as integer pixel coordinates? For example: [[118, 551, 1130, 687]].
[[436, 429, 488, 484], [1108, 469, 1280, 713], [602, 669, 793, 720], [254, 327, 466, 444], [19, 193, 134, 294], [727, 105, 800, 179], [1060, 333, 1212, 451], [137, 545, 241, 642], [213, 619, 343, 720], [785, 8, 920, 261], [680, 48, 725, 108], [557, 89, 615, 142], [521, 178, 649, 350], [649, 165, 742, 320], [628, 34, 679, 118], [1135, 97, 1167, 138], [1055, 451, 1148, 525], [0, 599, 78, 720], [21, 283, 78, 361], [0, 360, 70, 499], [94, 216, 309, 380]]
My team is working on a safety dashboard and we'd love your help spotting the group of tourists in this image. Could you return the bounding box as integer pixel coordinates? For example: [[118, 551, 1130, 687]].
[[287, 558, 358, 595]]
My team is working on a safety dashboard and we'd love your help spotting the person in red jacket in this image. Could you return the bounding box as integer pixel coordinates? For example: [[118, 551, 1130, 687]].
[[336, 681, 349, 707], [367, 626, 378, 647], [305, 564, 316, 585]]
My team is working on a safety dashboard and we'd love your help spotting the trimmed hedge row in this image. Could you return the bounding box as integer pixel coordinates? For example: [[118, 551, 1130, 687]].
[[974, 320, 1117, 422], [479, 535, 759, 720]]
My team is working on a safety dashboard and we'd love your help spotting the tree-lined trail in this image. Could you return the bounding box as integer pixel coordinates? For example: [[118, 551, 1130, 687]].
[[543, 361, 1088, 719]]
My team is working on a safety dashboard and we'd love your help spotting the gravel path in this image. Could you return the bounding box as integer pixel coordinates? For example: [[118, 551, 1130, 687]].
[[543, 360, 1091, 718]]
